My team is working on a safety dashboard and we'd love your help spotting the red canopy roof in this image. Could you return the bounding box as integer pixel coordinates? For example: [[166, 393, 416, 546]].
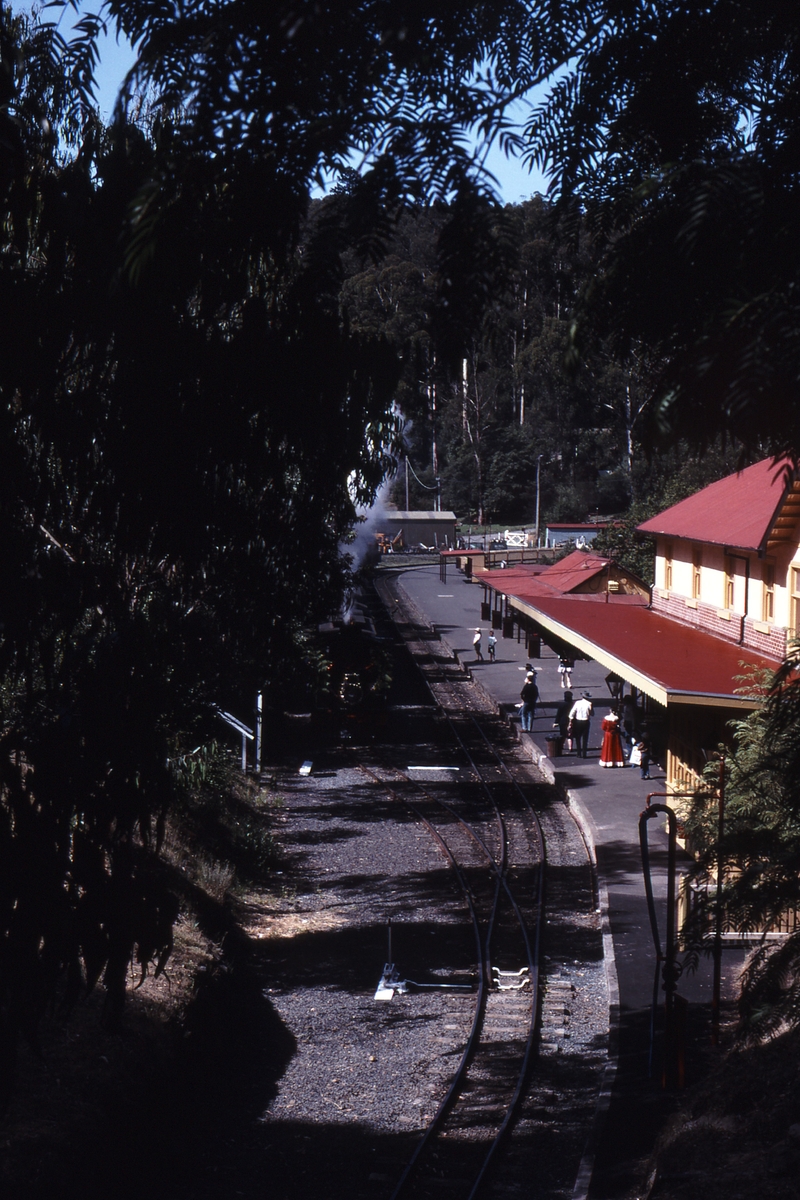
[[636, 457, 795, 551], [479, 550, 618, 598], [509, 593, 779, 705], [537, 549, 612, 592]]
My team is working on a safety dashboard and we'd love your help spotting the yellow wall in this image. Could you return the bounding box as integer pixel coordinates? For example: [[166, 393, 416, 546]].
[[655, 536, 797, 628]]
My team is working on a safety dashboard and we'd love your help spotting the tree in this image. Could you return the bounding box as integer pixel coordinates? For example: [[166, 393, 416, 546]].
[[526, 0, 800, 456], [0, 0, 573, 1097], [684, 656, 800, 1038], [0, 2, 407, 1089], [593, 443, 746, 582]]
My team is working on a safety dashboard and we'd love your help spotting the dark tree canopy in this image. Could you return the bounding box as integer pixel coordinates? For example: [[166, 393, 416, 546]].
[[60, 0, 548, 208], [5, 0, 799, 1105], [526, 0, 800, 455], [0, 0, 559, 1103], [1, 4, 397, 1095]]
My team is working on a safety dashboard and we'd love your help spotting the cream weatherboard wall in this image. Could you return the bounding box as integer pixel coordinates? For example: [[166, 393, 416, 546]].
[[653, 536, 791, 661], [656, 538, 782, 615]]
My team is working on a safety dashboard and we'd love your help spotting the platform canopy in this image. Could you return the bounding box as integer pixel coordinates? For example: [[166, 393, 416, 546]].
[[484, 574, 779, 708]]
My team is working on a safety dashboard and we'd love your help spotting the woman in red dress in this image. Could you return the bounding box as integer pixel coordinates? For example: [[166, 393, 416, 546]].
[[599, 709, 626, 768]]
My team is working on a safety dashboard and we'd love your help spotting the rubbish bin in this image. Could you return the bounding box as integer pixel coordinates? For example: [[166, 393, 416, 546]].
[[545, 736, 563, 758]]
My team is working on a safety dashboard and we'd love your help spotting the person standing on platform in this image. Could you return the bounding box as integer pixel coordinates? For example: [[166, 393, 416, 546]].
[[621, 693, 637, 748], [637, 730, 653, 779], [487, 632, 497, 662], [558, 657, 574, 689], [520, 671, 539, 731], [599, 708, 626, 768], [568, 692, 594, 758], [472, 629, 484, 661], [555, 690, 574, 752]]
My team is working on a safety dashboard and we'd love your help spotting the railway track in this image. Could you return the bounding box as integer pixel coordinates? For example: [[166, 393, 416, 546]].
[[251, 577, 606, 1200], [358, 728, 544, 1199], [353, 584, 548, 1200], [355, 572, 607, 1200]]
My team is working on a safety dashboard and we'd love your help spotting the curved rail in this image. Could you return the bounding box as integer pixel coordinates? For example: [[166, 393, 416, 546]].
[[360, 703, 545, 1199], [357, 764, 490, 1195], [460, 712, 546, 1196], [371, 572, 547, 1196]]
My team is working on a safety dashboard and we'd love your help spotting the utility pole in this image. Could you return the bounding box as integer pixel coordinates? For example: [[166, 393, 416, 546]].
[[534, 455, 544, 548], [462, 357, 468, 432], [430, 367, 439, 488], [405, 456, 409, 510]]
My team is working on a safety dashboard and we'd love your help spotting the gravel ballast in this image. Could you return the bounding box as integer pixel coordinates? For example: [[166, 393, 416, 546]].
[[230, 581, 612, 1200]]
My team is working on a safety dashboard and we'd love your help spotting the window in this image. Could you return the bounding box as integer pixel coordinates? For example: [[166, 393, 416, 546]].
[[664, 541, 673, 590], [692, 546, 702, 599], [792, 567, 800, 635], [724, 557, 735, 610], [763, 562, 775, 623]]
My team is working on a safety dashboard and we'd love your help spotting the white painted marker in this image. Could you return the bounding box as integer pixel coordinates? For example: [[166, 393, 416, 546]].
[[407, 766, 459, 771]]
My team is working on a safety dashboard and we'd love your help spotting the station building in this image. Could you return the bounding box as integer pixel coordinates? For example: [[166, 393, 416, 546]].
[[466, 458, 799, 798]]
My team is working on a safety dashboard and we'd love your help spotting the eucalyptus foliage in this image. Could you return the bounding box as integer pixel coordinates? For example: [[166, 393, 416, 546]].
[[685, 658, 800, 1038], [1, 0, 555, 1093], [526, 0, 800, 455]]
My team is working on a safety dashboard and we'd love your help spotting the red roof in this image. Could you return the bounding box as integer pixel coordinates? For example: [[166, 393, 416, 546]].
[[480, 550, 617, 597], [636, 457, 795, 551], [537, 549, 612, 592], [509, 592, 779, 703], [477, 551, 779, 701]]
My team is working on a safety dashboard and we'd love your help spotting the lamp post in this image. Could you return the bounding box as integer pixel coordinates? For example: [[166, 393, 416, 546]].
[[605, 672, 625, 702]]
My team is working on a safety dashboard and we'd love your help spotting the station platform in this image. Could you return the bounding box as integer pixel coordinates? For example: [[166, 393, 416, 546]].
[[384, 560, 745, 1198]]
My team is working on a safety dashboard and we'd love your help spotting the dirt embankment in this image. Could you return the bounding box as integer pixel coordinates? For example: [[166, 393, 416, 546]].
[[640, 1023, 800, 1200], [0, 761, 293, 1200]]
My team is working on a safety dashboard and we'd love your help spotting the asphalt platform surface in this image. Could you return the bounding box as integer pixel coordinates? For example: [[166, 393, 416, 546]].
[[384, 560, 745, 1198]]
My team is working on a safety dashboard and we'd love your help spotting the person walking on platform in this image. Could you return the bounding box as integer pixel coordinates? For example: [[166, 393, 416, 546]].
[[472, 629, 484, 661], [487, 632, 497, 662], [558, 657, 574, 689], [568, 692, 594, 758], [520, 671, 539, 731], [599, 708, 626, 768]]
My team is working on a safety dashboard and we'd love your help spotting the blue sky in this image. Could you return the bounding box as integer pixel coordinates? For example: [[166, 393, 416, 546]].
[[14, 2, 549, 202], [478, 110, 550, 204]]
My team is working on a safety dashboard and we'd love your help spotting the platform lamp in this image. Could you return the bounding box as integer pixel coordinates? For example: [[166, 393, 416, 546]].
[[605, 672, 625, 702]]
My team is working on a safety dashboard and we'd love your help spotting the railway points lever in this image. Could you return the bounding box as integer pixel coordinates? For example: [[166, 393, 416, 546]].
[[374, 920, 473, 1000]]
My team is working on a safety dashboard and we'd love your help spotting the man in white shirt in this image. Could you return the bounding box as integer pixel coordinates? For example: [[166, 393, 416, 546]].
[[568, 692, 594, 758]]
